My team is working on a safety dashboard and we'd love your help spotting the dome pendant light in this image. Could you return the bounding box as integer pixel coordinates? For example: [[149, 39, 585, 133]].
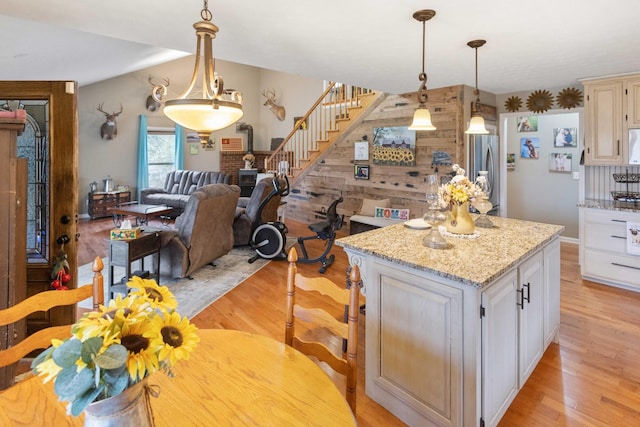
[[465, 39, 489, 135], [162, 0, 244, 145], [408, 9, 436, 131]]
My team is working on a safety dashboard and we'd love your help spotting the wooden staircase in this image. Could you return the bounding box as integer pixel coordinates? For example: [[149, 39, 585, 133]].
[[264, 82, 381, 184]]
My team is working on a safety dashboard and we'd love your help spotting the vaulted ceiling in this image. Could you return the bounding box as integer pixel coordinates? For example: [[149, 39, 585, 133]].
[[2, 0, 640, 94]]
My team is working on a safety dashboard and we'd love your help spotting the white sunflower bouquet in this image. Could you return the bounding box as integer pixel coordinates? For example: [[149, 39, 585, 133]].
[[31, 277, 199, 416]]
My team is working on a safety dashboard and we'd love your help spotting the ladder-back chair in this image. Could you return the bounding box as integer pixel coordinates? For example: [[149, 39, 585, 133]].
[[0, 257, 104, 369], [285, 247, 361, 413]]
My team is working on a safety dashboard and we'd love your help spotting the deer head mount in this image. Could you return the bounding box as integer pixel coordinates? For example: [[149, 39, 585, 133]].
[[262, 89, 286, 121], [97, 103, 123, 140], [146, 75, 170, 112]]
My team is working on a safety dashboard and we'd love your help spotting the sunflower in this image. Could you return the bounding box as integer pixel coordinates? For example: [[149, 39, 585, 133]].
[[32, 339, 64, 383], [72, 293, 149, 340], [127, 276, 177, 310], [152, 310, 200, 367], [119, 319, 162, 381]]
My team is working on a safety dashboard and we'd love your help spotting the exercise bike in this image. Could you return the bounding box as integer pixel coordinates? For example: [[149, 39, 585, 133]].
[[296, 196, 344, 273], [248, 174, 290, 263]]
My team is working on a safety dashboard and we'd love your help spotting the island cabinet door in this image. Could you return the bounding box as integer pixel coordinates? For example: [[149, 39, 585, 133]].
[[517, 251, 545, 387], [366, 262, 464, 427], [481, 269, 519, 427]]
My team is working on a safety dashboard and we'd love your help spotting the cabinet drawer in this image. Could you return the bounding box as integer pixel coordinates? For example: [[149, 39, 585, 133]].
[[584, 223, 627, 252], [583, 209, 639, 225], [583, 249, 640, 288]]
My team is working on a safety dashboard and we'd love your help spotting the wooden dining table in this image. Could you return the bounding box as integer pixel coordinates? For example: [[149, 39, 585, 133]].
[[0, 329, 357, 426]]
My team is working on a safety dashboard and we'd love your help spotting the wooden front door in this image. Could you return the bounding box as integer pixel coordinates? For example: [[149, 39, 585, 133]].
[[0, 82, 79, 334]]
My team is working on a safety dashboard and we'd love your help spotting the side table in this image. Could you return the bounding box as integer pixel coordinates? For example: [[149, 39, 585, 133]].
[[108, 231, 161, 300]]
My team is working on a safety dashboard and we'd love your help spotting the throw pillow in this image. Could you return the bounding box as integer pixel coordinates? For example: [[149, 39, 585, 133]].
[[359, 198, 390, 216]]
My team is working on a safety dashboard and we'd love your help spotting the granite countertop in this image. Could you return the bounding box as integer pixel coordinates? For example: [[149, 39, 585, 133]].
[[578, 199, 640, 212], [336, 216, 564, 289]]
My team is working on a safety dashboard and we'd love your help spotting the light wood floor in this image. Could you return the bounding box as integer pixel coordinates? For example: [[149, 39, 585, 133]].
[[78, 217, 640, 426]]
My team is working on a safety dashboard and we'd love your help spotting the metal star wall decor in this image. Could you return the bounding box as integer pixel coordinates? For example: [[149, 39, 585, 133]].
[[526, 90, 554, 114], [556, 87, 583, 109], [504, 96, 523, 112]]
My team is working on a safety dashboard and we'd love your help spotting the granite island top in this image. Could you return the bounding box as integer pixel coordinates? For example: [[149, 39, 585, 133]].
[[336, 216, 564, 288]]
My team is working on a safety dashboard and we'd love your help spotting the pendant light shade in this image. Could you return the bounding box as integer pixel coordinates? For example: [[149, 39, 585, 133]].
[[161, 0, 243, 145], [409, 107, 436, 131], [465, 39, 489, 135], [409, 9, 436, 131]]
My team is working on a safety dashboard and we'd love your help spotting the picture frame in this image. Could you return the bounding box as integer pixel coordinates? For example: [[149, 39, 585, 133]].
[[549, 153, 572, 173], [372, 126, 416, 166], [553, 127, 578, 147], [354, 164, 369, 180], [520, 137, 540, 159], [189, 143, 199, 155], [293, 116, 308, 130], [516, 116, 538, 132], [354, 141, 369, 160], [220, 137, 243, 151]]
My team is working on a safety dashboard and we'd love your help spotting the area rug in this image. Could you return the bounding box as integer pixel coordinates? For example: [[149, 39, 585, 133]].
[[78, 241, 294, 319]]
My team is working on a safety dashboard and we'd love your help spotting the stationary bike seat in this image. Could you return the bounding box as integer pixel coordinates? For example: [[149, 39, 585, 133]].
[[308, 221, 331, 234]]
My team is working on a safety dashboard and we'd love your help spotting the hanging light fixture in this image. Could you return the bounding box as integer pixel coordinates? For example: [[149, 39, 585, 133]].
[[162, 0, 244, 145], [465, 39, 489, 134], [408, 9, 436, 131]]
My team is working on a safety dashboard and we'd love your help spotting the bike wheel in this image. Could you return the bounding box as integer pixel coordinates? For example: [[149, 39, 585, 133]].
[[252, 224, 284, 259]]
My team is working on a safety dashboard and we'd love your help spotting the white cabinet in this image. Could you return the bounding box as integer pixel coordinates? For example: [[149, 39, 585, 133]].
[[543, 239, 561, 347], [481, 270, 518, 427], [583, 74, 640, 165], [580, 207, 640, 291], [517, 252, 544, 386]]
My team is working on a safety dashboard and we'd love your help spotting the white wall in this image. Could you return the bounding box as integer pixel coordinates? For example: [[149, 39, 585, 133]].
[[500, 109, 582, 239]]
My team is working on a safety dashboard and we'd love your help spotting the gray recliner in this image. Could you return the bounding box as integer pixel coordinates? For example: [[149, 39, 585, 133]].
[[159, 184, 240, 278], [233, 178, 283, 246]]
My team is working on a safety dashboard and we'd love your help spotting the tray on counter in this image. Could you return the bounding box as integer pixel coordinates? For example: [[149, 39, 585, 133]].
[[611, 191, 640, 202], [613, 173, 640, 183]]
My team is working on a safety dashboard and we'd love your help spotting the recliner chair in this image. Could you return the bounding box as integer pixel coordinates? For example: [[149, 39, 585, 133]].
[[159, 184, 240, 278], [232, 178, 283, 246]]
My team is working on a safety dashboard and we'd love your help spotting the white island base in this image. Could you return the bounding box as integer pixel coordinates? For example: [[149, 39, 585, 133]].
[[336, 217, 563, 427]]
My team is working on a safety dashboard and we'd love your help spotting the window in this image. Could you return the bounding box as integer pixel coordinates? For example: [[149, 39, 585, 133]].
[[147, 129, 176, 188]]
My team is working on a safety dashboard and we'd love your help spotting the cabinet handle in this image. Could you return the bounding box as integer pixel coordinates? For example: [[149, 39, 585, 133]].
[[618, 140, 620, 155], [516, 289, 524, 309], [611, 235, 627, 240], [523, 283, 531, 303], [611, 262, 640, 271], [611, 219, 626, 223]]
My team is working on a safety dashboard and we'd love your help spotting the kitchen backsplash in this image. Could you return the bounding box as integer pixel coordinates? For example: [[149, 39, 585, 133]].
[[584, 165, 640, 200]]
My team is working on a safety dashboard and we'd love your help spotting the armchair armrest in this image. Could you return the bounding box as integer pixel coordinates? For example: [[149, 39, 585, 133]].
[[237, 196, 251, 209]]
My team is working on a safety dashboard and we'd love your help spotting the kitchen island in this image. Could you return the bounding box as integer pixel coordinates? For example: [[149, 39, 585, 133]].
[[336, 216, 564, 427]]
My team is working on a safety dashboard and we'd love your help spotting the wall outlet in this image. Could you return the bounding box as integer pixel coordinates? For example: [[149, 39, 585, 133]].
[[572, 171, 580, 180]]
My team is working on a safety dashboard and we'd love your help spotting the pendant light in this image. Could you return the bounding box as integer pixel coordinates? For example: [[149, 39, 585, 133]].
[[465, 39, 489, 134], [408, 10, 436, 131], [162, 0, 244, 145]]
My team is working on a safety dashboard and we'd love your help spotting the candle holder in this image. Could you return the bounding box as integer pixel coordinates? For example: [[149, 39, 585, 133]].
[[423, 174, 448, 249]]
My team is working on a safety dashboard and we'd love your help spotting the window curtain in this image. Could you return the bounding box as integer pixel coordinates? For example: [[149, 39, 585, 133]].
[[136, 115, 149, 200], [175, 124, 184, 170]]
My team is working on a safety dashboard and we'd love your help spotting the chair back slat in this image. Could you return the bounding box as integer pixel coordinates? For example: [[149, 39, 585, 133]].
[[0, 257, 104, 370], [285, 247, 360, 414]]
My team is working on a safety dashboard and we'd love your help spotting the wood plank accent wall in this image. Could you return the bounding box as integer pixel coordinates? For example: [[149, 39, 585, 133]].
[[284, 85, 467, 227]]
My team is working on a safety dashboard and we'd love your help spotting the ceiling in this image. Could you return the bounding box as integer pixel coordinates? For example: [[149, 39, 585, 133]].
[[2, 0, 640, 95]]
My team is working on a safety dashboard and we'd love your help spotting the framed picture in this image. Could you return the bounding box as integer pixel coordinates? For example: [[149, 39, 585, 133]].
[[220, 137, 243, 151], [549, 153, 572, 172], [354, 164, 369, 180], [189, 143, 199, 155], [520, 137, 540, 159], [186, 132, 201, 144], [553, 127, 577, 147], [354, 141, 369, 160], [293, 116, 308, 130], [517, 116, 538, 132], [372, 126, 416, 166]]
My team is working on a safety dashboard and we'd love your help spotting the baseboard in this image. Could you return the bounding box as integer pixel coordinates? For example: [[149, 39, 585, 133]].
[[79, 213, 90, 219], [559, 236, 579, 245]]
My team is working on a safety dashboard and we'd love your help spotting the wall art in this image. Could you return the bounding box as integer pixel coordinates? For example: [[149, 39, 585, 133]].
[[372, 126, 416, 166]]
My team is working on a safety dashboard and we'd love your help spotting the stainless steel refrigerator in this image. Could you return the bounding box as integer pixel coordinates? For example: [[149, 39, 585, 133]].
[[469, 134, 500, 215]]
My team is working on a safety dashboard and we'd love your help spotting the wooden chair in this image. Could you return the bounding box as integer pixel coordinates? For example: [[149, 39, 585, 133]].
[[0, 256, 104, 369], [285, 247, 361, 413]]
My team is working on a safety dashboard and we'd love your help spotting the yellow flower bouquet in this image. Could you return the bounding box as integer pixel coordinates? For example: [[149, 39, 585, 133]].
[[31, 277, 199, 416], [439, 164, 482, 205]]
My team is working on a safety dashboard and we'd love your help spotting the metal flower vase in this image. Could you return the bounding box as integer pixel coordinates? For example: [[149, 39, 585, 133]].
[[445, 201, 475, 235], [83, 379, 157, 427]]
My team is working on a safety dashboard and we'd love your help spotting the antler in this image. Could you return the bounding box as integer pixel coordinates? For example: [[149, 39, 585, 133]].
[[114, 104, 123, 116], [97, 103, 123, 116], [262, 88, 276, 100], [97, 103, 106, 114]]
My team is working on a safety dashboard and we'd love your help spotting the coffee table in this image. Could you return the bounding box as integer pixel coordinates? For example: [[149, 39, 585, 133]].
[[110, 202, 173, 227]]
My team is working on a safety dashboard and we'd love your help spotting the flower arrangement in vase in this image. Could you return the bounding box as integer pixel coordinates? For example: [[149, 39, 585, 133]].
[[439, 164, 483, 234], [31, 277, 199, 418]]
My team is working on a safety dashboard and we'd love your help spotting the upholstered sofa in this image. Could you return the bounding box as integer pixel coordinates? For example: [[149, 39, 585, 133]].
[[159, 184, 240, 278], [140, 170, 231, 216]]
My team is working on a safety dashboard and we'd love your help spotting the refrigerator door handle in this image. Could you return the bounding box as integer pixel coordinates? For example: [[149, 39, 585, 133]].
[[485, 144, 495, 198]]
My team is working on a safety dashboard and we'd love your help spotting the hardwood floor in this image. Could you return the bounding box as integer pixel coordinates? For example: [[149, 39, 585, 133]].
[[78, 217, 640, 426]]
